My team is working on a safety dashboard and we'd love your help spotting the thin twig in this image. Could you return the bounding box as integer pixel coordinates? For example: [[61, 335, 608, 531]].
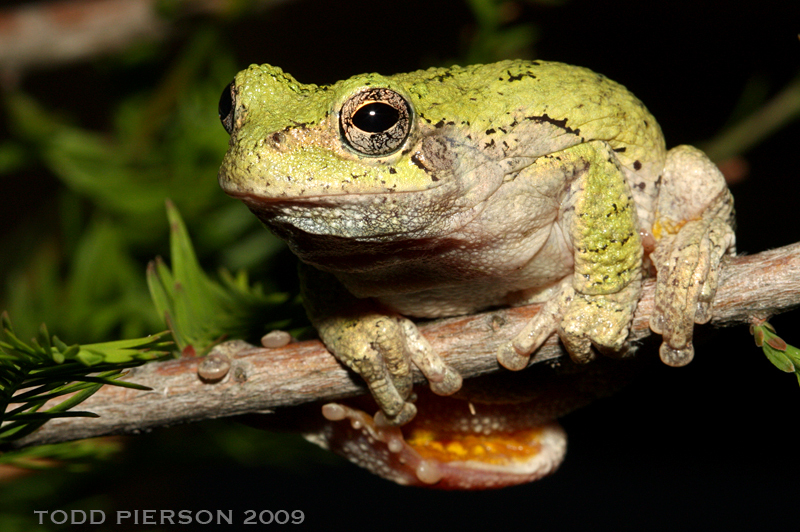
[[702, 74, 800, 162], [10, 243, 800, 449]]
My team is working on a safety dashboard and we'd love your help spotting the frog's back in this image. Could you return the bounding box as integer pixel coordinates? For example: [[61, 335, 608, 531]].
[[392, 60, 666, 173]]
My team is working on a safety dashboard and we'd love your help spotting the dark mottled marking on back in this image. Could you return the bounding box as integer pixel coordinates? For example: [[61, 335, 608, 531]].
[[525, 113, 581, 136]]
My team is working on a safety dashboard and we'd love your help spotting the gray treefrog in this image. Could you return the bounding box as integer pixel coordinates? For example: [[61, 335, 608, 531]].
[[218, 59, 734, 450]]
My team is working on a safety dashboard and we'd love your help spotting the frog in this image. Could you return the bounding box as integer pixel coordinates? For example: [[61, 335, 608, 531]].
[[217, 60, 735, 485]]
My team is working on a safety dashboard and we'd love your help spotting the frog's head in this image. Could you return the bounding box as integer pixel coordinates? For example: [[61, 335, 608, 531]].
[[217, 64, 499, 242]]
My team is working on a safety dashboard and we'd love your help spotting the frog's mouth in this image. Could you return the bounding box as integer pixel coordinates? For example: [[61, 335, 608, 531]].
[[230, 187, 496, 268], [225, 155, 507, 244]]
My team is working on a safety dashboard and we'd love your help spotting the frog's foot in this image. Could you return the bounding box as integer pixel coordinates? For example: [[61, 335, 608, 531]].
[[320, 313, 461, 426], [498, 280, 639, 369], [558, 281, 641, 363], [308, 393, 566, 489], [649, 217, 734, 366], [649, 145, 736, 367], [252, 358, 634, 489]]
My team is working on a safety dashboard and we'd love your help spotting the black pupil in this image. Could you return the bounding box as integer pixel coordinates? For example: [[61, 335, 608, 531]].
[[352, 102, 399, 133]]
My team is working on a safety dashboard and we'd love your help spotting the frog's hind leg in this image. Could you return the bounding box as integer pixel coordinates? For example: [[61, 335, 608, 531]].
[[498, 141, 643, 369], [649, 145, 735, 366]]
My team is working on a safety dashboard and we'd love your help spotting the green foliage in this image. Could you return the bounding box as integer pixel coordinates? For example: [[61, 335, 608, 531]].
[[0, 27, 277, 345], [147, 202, 300, 355], [0, 438, 121, 471], [0, 18, 296, 484], [462, 0, 541, 63], [4, 219, 160, 343], [0, 313, 170, 445], [751, 321, 800, 386]]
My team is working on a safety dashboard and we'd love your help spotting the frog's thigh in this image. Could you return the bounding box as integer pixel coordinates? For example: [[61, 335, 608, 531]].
[[499, 142, 642, 368], [650, 145, 735, 366]]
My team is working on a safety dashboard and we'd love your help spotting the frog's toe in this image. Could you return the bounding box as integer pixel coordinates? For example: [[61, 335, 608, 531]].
[[694, 299, 713, 325], [651, 305, 694, 357], [558, 323, 595, 364], [399, 317, 463, 397], [659, 341, 694, 367], [694, 265, 720, 324], [428, 366, 463, 396], [559, 283, 639, 363], [497, 320, 561, 370], [649, 312, 665, 335], [374, 402, 418, 427], [497, 341, 533, 371], [498, 283, 571, 370], [359, 366, 413, 422]]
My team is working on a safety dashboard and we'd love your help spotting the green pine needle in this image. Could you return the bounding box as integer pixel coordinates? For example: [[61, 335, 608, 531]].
[[0, 438, 122, 471], [0, 313, 171, 445], [147, 201, 299, 355]]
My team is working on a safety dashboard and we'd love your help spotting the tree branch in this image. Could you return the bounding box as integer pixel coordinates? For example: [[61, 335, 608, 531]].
[[0, 0, 281, 79], [10, 242, 800, 449]]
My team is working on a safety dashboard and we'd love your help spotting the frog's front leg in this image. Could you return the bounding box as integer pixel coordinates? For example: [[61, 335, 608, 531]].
[[498, 141, 642, 369], [649, 145, 735, 366], [300, 264, 462, 425]]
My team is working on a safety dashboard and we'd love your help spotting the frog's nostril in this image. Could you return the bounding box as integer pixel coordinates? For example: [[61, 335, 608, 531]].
[[269, 131, 286, 147]]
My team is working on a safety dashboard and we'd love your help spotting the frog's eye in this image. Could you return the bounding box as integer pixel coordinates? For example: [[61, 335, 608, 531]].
[[340, 88, 411, 156], [219, 81, 235, 135]]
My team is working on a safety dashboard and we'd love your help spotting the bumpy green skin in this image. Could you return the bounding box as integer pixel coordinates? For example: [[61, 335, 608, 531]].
[[219, 61, 665, 242], [219, 60, 735, 424]]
